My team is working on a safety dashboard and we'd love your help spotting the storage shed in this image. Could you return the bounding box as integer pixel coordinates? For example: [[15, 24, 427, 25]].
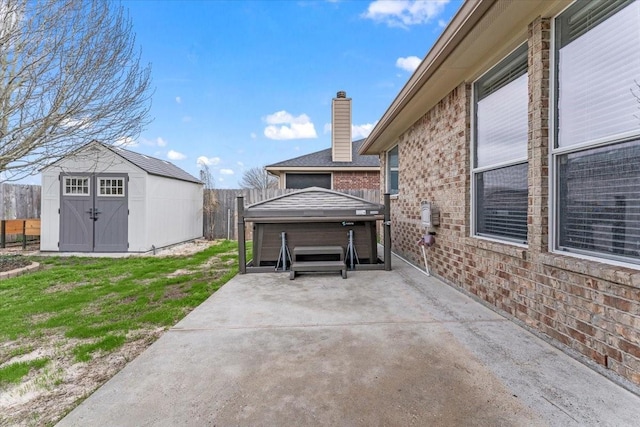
[[40, 141, 203, 253], [238, 187, 391, 274]]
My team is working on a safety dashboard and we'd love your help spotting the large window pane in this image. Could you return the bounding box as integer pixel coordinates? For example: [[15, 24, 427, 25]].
[[475, 163, 528, 243], [285, 173, 331, 189], [476, 74, 528, 167], [558, 141, 640, 263], [557, 1, 640, 147]]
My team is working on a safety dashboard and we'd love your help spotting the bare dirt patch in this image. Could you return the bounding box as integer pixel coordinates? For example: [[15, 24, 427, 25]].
[[0, 328, 163, 426]]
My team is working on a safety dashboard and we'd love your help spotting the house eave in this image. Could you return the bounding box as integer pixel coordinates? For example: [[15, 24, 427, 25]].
[[265, 166, 380, 176], [359, 0, 570, 155]]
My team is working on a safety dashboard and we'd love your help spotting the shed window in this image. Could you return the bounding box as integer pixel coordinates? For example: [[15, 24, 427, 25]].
[[473, 44, 528, 244], [285, 173, 331, 189], [99, 178, 125, 197], [387, 146, 398, 195], [64, 177, 90, 196], [553, 0, 640, 265]]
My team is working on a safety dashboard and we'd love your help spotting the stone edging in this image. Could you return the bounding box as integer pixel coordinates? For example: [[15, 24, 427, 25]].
[[0, 262, 41, 280]]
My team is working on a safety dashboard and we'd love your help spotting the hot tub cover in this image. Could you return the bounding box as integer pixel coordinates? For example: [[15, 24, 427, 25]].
[[243, 187, 384, 222]]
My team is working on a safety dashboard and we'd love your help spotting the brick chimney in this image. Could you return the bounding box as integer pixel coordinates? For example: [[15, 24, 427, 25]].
[[331, 90, 352, 162]]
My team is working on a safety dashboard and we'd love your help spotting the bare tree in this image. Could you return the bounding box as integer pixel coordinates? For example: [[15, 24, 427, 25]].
[[0, 0, 152, 181], [240, 166, 278, 189], [200, 164, 218, 239]]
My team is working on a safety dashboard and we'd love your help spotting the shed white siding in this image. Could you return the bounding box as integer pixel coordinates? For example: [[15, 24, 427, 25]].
[[41, 142, 202, 253], [142, 174, 203, 251]]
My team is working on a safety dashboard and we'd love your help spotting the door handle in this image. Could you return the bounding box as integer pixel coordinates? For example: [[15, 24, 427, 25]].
[[93, 209, 101, 221]]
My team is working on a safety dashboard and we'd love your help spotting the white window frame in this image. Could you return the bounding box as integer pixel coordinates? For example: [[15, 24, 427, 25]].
[[63, 176, 90, 196], [386, 145, 399, 196], [98, 177, 126, 197], [471, 44, 529, 245], [551, 0, 640, 267]]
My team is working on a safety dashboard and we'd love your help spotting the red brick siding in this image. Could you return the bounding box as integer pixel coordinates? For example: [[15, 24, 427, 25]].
[[333, 171, 380, 190], [383, 17, 640, 386]]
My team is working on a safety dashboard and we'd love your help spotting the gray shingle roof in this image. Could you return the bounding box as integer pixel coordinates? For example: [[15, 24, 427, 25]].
[[266, 139, 379, 169], [244, 187, 384, 220], [107, 145, 201, 184]]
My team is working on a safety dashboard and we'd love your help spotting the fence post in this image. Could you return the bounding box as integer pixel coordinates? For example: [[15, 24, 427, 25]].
[[22, 220, 27, 250], [237, 196, 246, 274], [1, 220, 5, 248], [384, 193, 391, 271]]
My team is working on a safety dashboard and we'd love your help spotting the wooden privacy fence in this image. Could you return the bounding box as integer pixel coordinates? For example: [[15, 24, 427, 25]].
[[204, 188, 381, 240], [1, 219, 41, 249], [0, 183, 41, 220]]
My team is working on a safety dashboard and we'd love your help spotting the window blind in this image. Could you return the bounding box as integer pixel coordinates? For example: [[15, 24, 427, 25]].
[[558, 141, 640, 263], [557, 0, 640, 148], [476, 74, 528, 168], [475, 163, 528, 243]]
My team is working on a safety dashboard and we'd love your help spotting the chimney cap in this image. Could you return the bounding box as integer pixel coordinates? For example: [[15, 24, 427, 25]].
[[336, 91, 347, 98]]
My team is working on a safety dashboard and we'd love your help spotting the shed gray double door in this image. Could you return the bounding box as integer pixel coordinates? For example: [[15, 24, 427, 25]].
[[59, 173, 128, 252]]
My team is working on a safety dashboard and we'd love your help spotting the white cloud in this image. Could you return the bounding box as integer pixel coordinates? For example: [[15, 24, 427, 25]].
[[237, 161, 245, 168], [396, 56, 421, 72], [196, 156, 221, 166], [220, 169, 234, 175], [61, 117, 92, 130], [167, 150, 186, 161], [362, 0, 449, 28], [352, 123, 376, 139], [322, 122, 377, 139], [263, 110, 318, 140], [175, 96, 182, 104], [114, 136, 138, 147], [140, 137, 168, 147]]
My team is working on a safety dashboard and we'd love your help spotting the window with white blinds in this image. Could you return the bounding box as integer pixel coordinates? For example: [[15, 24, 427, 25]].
[[558, 141, 640, 261], [554, 0, 640, 265], [473, 44, 529, 243], [556, 0, 640, 148]]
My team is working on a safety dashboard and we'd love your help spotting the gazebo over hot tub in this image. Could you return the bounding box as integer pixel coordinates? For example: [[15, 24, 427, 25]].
[[237, 187, 391, 276]]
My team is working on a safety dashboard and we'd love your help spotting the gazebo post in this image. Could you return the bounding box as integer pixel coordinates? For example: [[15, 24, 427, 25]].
[[237, 196, 246, 274], [384, 193, 391, 271]]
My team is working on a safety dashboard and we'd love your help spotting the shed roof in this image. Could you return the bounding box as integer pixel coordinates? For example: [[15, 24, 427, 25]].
[[244, 187, 384, 222], [107, 145, 201, 184], [42, 141, 202, 184], [266, 139, 379, 169]]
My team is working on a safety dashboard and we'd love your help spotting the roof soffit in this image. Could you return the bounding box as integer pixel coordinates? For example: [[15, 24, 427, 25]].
[[361, 0, 570, 155]]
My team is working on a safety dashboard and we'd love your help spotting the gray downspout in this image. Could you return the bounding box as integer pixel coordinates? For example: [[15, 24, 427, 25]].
[[384, 193, 391, 271], [237, 196, 246, 274]]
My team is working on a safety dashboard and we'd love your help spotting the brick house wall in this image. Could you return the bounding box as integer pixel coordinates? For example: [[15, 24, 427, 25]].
[[333, 171, 380, 190], [383, 17, 640, 386]]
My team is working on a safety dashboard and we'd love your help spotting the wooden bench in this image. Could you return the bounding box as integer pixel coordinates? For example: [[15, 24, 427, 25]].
[[290, 245, 347, 280]]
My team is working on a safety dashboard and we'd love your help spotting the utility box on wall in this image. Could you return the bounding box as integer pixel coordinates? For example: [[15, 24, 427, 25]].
[[421, 202, 440, 228]]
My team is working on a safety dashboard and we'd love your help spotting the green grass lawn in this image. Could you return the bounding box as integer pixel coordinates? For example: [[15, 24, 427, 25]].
[[0, 240, 243, 387]]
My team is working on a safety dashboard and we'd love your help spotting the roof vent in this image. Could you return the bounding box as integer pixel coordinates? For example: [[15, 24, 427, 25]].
[[336, 91, 346, 98]]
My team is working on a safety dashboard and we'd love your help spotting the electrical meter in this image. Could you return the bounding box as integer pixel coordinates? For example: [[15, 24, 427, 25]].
[[421, 202, 440, 228]]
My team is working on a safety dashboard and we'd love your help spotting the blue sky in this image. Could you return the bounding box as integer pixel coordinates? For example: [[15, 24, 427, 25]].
[[119, 0, 462, 188]]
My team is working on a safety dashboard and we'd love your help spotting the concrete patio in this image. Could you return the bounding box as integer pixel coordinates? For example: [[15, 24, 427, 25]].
[[58, 253, 640, 426]]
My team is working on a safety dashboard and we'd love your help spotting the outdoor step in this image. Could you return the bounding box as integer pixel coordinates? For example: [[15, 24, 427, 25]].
[[293, 245, 344, 259], [290, 260, 347, 280], [291, 260, 346, 271]]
